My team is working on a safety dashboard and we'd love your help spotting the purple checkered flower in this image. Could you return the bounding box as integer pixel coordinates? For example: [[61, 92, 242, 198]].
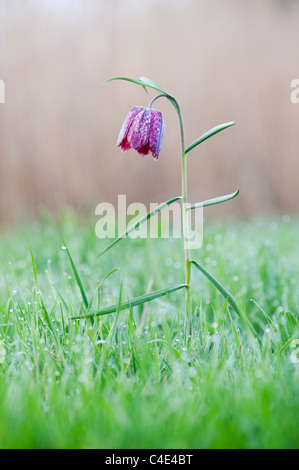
[[117, 106, 165, 159]]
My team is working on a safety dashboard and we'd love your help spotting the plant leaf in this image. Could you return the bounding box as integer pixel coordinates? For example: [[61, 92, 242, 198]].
[[98, 268, 120, 287], [191, 259, 260, 343], [97, 196, 182, 258], [250, 298, 277, 331], [228, 310, 241, 351], [104, 76, 172, 97], [70, 284, 188, 320], [147, 338, 181, 358], [64, 243, 89, 309], [139, 76, 173, 97], [41, 299, 59, 346], [185, 121, 235, 155], [187, 189, 239, 211], [30, 249, 38, 288]]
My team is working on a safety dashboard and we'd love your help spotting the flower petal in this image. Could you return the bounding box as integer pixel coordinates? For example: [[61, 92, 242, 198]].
[[149, 109, 165, 158], [117, 106, 143, 148], [119, 137, 131, 151], [137, 142, 151, 156], [127, 108, 151, 150]]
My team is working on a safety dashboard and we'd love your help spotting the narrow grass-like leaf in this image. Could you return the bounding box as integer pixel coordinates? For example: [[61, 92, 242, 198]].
[[64, 243, 89, 309], [97, 196, 182, 258], [87, 268, 119, 312], [104, 76, 172, 98], [187, 189, 239, 211], [104, 76, 148, 92], [228, 311, 241, 351], [41, 299, 59, 346], [185, 121, 235, 155], [108, 283, 123, 342], [70, 284, 188, 320], [99, 268, 120, 286], [30, 249, 38, 288], [147, 338, 181, 358], [191, 259, 260, 343], [274, 335, 296, 358], [250, 298, 277, 331], [217, 298, 228, 331]]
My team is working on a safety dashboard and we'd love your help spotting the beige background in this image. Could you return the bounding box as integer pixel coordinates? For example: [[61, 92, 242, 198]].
[[0, 0, 298, 224]]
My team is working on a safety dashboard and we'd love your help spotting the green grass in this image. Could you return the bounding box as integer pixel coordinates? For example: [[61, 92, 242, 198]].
[[0, 210, 298, 449]]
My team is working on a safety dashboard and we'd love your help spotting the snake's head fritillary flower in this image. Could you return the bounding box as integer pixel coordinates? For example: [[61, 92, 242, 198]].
[[117, 106, 165, 159]]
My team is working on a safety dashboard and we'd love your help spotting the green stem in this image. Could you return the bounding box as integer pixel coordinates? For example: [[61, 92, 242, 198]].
[[177, 107, 191, 285], [177, 106, 191, 318], [149, 94, 191, 315]]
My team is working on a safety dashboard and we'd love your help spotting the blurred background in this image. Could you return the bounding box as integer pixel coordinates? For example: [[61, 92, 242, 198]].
[[0, 0, 299, 225]]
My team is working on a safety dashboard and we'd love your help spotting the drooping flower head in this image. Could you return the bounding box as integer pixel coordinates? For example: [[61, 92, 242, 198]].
[[117, 106, 165, 159]]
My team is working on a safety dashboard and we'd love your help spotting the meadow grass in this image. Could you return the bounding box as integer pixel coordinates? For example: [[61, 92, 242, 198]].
[[0, 211, 298, 449]]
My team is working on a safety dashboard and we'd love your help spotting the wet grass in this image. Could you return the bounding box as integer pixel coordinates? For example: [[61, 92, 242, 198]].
[[0, 211, 298, 449]]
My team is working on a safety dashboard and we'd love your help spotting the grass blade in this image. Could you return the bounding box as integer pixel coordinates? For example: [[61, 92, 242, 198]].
[[70, 284, 188, 320], [30, 249, 38, 288], [228, 311, 241, 351], [64, 243, 89, 309], [250, 298, 277, 331], [191, 259, 260, 343], [185, 121, 235, 155], [147, 338, 181, 358], [108, 283, 123, 343], [97, 196, 182, 258], [87, 268, 120, 312], [99, 268, 120, 285], [187, 189, 239, 211], [41, 299, 59, 346]]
